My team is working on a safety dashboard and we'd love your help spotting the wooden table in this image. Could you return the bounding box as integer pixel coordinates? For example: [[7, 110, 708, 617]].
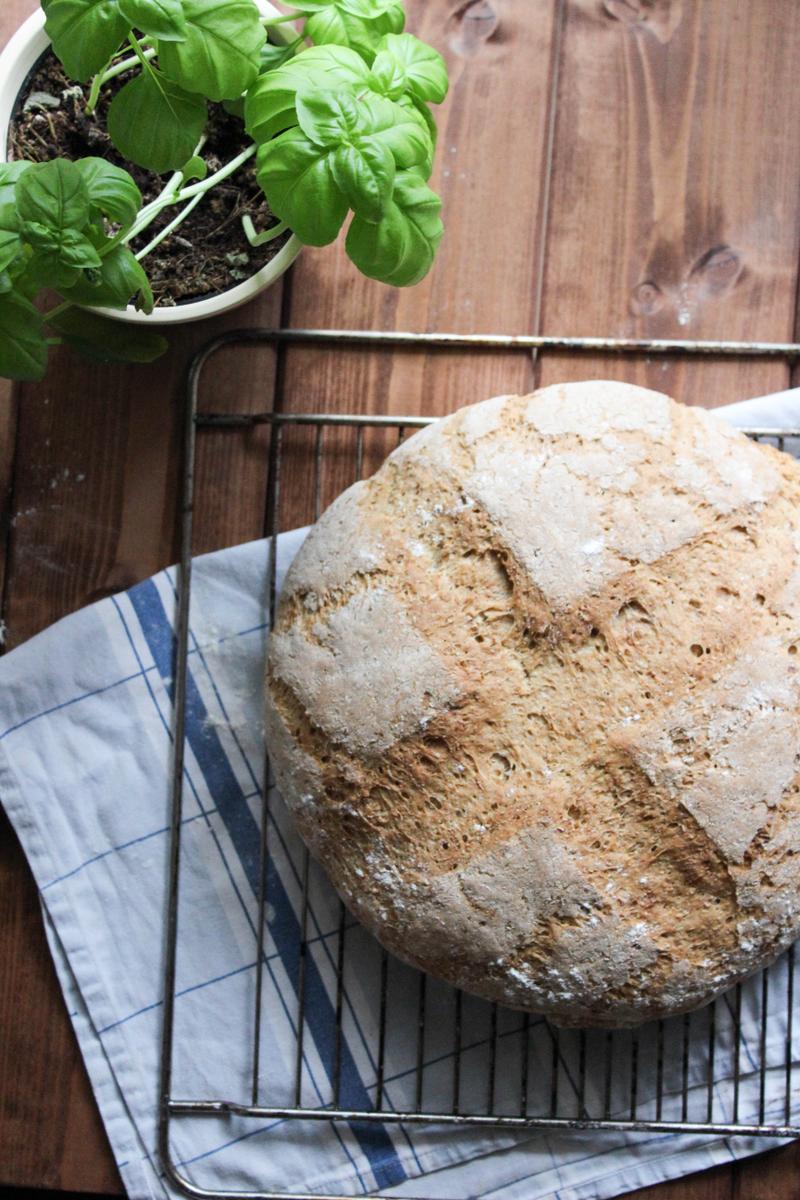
[[2, 1, 800, 1197]]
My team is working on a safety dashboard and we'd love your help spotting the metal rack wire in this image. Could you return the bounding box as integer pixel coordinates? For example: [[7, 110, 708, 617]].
[[160, 327, 800, 1200]]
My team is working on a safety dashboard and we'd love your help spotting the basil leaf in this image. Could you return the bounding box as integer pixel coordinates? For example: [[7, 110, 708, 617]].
[[58, 227, 104, 269], [246, 44, 369, 143], [0, 206, 22, 274], [282, 43, 372, 81], [118, 0, 187, 41], [20, 220, 60, 251], [400, 91, 437, 148], [259, 40, 297, 73], [331, 139, 394, 220], [305, 3, 404, 63], [371, 33, 448, 104], [256, 126, 348, 245], [42, 0, 129, 81], [157, 0, 265, 101], [222, 97, 245, 119], [181, 155, 208, 182], [18, 250, 79, 292], [295, 87, 429, 168], [339, 0, 403, 14], [0, 295, 47, 381], [60, 242, 154, 312], [345, 169, 442, 285], [295, 88, 364, 146], [289, 0, 399, 14], [16, 159, 91, 234], [0, 274, 12, 296], [107, 70, 207, 173], [0, 161, 32, 207], [360, 93, 432, 171], [48, 307, 167, 363], [292, 88, 395, 219], [76, 158, 142, 227]]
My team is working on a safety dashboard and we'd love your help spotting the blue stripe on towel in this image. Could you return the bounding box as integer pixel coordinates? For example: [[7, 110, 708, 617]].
[[128, 577, 406, 1192]]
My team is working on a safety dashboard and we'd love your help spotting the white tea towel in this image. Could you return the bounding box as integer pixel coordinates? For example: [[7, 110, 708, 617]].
[[1, 393, 799, 1200]]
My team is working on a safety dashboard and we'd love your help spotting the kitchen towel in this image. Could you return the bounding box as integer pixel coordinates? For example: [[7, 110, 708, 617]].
[[2, 390, 800, 1200]]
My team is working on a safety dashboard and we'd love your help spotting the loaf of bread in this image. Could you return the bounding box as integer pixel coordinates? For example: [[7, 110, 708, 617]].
[[265, 381, 800, 1027]]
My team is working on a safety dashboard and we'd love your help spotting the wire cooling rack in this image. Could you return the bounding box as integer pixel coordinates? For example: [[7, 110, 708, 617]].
[[160, 327, 800, 1200]]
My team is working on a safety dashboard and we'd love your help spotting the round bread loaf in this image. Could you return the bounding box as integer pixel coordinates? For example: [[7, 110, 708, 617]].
[[265, 381, 800, 1027]]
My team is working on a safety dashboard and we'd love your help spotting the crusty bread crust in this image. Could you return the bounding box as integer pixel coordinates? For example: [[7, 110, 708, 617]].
[[265, 382, 800, 1027]]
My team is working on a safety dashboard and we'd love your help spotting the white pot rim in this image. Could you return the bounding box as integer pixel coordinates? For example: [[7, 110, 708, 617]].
[[0, 3, 301, 326]]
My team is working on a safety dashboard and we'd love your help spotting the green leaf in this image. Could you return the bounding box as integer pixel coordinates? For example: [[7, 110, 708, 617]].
[[0, 205, 22, 274], [331, 139, 394, 220], [289, 0, 399, 13], [107, 70, 207, 173], [20, 220, 60, 251], [292, 88, 396, 218], [295, 86, 430, 169], [118, 0, 187, 41], [60, 241, 154, 312], [42, 0, 129, 81], [281, 43, 371, 82], [258, 40, 297, 73], [358, 93, 432, 171], [0, 161, 32, 207], [16, 159, 91, 234], [371, 33, 448, 104], [17, 250, 76, 292], [256, 126, 348, 245], [157, 0, 265, 101], [222, 96, 245, 119], [18, 231, 84, 287], [48, 307, 167, 363], [401, 92, 438, 150], [295, 88, 364, 146], [58, 228, 104, 269], [346, 169, 442, 286], [304, 2, 403, 63], [181, 155, 208, 182], [0, 295, 47, 381], [76, 158, 142, 227], [246, 44, 368, 143]]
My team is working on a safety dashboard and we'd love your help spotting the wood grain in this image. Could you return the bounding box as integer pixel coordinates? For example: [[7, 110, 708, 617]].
[[537, 0, 800, 408], [733, 1140, 800, 1200]]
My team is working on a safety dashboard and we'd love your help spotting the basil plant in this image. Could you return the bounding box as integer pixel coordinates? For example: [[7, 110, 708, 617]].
[[0, 0, 449, 380]]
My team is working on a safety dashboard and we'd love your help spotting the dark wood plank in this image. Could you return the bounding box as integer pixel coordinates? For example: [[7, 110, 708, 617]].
[[0, 808, 122, 1194], [537, 0, 800, 407], [628, 1163, 732, 1200], [733, 1140, 800, 1200]]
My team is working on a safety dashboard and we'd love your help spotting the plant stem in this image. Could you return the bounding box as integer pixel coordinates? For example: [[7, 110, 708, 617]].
[[42, 300, 72, 323], [171, 144, 257, 203], [134, 192, 205, 261], [86, 53, 114, 112], [242, 214, 288, 246], [124, 142, 257, 248], [95, 45, 157, 92], [261, 12, 300, 23], [127, 32, 155, 75]]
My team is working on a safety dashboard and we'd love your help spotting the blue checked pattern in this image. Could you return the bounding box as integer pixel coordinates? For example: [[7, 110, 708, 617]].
[[1, 391, 800, 1200]]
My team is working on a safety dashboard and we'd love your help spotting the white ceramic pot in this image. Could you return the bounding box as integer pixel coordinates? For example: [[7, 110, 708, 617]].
[[0, 3, 302, 326]]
